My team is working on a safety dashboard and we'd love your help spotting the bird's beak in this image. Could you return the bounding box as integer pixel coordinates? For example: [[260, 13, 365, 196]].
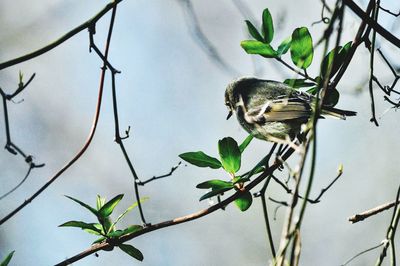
[[226, 110, 233, 120]]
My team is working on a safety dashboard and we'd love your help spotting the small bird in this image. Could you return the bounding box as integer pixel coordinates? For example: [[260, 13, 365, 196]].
[[225, 77, 356, 142]]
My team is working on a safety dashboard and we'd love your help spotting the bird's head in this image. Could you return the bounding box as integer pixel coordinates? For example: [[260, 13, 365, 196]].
[[225, 77, 258, 120]]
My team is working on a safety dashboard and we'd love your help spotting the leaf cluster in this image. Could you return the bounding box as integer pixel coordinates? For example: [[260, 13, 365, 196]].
[[59, 194, 147, 261], [241, 8, 353, 106], [180, 135, 257, 211]]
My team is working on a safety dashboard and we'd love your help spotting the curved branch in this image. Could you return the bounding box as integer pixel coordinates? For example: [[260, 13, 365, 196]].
[[56, 147, 296, 266], [343, 0, 400, 48], [0, 0, 123, 71], [0, 2, 119, 225]]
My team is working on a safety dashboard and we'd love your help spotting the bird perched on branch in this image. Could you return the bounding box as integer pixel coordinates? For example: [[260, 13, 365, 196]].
[[225, 77, 356, 142]]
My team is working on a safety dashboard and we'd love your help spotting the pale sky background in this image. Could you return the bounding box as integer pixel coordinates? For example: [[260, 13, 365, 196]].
[[0, 1, 400, 265]]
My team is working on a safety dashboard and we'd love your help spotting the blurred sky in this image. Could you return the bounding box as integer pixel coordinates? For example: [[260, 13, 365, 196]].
[[0, 0, 400, 265]]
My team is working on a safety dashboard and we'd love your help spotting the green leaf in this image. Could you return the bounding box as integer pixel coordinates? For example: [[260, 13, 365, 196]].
[[307, 86, 318, 95], [284, 78, 315, 88], [245, 20, 264, 42], [119, 244, 144, 261], [65, 195, 98, 217], [321, 41, 352, 78], [179, 151, 222, 169], [277, 37, 292, 56], [323, 88, 340, 107], [99, 194, 124, 218], [59, 221, 103, 234], [108, 225, 143, 238], [199, 187, 233, 201], [108, 197, 149, 233], [290, 27, 314, 69], [239, 135, 253, 153], [96, 195, 106, 210], [241, 40, 278, 58], [262, 8, 274, 43], [234, 191, 253, 211], [84, 223, 104, 235], [196, 179, 233, 190], [218, 137, 241, 173], [0, 251, 15, 266]]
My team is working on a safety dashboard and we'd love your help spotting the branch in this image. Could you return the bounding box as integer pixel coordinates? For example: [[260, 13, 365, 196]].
[[0, 1, 119, 225], [343, 0, 400, 48], [56, 147, 296, 265], [0, 0, 123, 71], [138, 162, 182, 186], [348, 200, 399, 223]]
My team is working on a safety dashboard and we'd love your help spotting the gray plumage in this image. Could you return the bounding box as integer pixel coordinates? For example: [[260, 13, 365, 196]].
[[225, 77, 356, 142]]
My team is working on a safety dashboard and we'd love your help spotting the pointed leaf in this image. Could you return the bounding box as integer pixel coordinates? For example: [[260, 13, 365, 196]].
[[307, 86, 318, 95], [262, 8, 274, 43], [109, 197, 149, 231], [196, 179, 233, 189], [59, 221, 103, 234], [321, 41, 352, 78], [65, 195, 98, 216], [290, 27, 314, 69], [239, 135, 253, 153], [277, 37, 292, 56], [245, 20, 264, 42], [199, 187, 233, 201], [218, 137, 241, 173], [84, 223, 104, 235], [0, 251, 15, 266], [96, 195, 106, 211], [99, 194, 124, 218], [179, 151, 221, 169], [241, 40, 278, 58], [119, 244, 144, 261], [234, 191, 253, 211], [108, 225, 143, 238], [284, 79, 315, 88]]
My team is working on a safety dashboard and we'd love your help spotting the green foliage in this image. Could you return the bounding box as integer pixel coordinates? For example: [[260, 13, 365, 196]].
[[290, 27, 314, 69], [284, 78, 315, 88], [180, 135, 257, 210], [245, 20, 264, 42], [321, 41, 352, 78], [277, 37, 292, 56], [60, 194, 145, 261], [179, 151, 222, 169], [262, 8, 274, 43], [119, 244, 144, 261], [218, 137, 241, 174], [234, 191, 253, 212], [241, 40, 278, 58], [239, 134, 253, 153], [0, 251, 15, 266], [98, 194, 124, 218]]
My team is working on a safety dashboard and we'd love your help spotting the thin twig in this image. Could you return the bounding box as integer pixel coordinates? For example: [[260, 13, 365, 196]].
[[0, 0, 123, 71], [56, 146, 296, 265], [138, 162, 182, 186], [343, 0, 400, 48], [349, 200, 399, 224], [0, 1, 119, 225], [341, 241, 385, 266]]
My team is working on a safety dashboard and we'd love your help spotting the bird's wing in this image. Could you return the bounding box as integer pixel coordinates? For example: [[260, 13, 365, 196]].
[[245, 97, 311, 123]]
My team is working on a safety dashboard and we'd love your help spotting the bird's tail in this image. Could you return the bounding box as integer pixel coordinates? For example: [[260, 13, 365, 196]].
[[321, 106, 357, 120]]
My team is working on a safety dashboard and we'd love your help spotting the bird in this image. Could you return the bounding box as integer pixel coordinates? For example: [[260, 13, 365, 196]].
[[224, 77, 356, 142]]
